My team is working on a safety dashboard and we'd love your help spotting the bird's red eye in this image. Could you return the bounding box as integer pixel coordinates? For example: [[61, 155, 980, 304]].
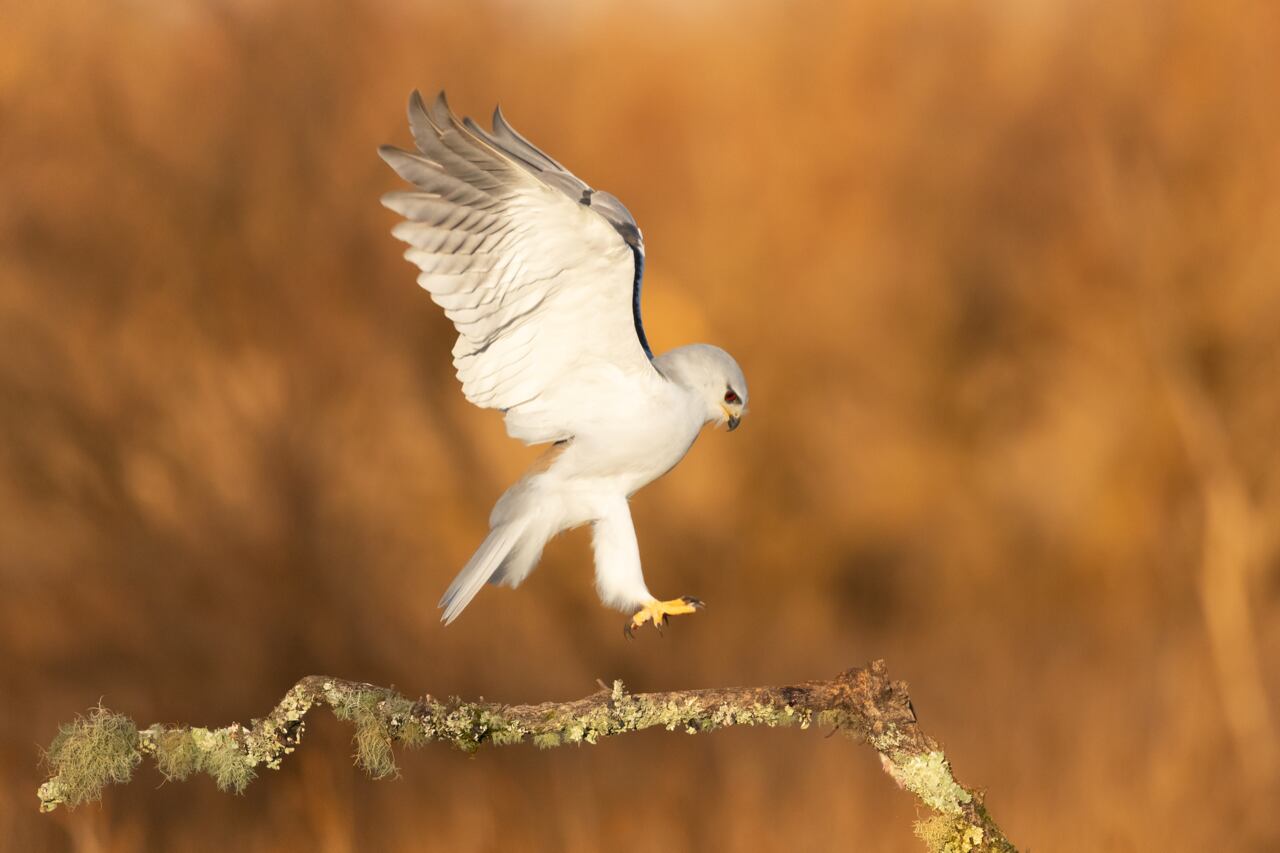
[[724, 390, 740, 404]]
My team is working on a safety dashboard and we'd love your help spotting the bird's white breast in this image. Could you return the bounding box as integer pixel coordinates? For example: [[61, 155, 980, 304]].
[[532, 372, 705, 529]]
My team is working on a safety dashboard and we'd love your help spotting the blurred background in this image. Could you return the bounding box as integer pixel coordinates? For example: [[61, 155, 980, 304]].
[[3, 0, 1279, 849]]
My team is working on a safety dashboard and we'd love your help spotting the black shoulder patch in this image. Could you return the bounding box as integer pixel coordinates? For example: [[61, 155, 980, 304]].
[[630, 246, 653, 360]]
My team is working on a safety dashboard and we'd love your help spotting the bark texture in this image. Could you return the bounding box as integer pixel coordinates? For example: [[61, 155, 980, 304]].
[[39, 660, 1015, 852]]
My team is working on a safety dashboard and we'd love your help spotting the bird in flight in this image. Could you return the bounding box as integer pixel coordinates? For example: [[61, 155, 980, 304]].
[[379, 91, 748, 636]]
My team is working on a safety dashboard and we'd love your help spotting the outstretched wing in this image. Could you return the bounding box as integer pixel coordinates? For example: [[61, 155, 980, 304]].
[[380, 90, 657, 444]]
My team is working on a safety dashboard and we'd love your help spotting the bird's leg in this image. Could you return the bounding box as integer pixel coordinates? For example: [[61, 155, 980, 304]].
[[624, 597, 705, 638]]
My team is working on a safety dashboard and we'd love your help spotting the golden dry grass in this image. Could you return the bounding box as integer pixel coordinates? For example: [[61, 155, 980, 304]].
[[2, 0, 1279, 849]]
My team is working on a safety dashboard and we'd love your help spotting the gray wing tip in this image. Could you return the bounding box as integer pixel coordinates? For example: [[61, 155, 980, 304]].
[[492, 104, 511, 135], [379, 189, 421, 212], [377, 144, 422, 174], [407, 89, 429, 125], [430, 90, 455, 128], [377, 143, 406, 161], [408, 89, 456, 138]]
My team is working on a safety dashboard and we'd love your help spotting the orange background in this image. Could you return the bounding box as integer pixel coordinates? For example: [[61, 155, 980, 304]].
[[3, 0, 1279, 850]]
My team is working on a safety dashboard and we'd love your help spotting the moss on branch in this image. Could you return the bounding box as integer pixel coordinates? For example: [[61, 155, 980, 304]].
[[37, 661, 1016, 852]]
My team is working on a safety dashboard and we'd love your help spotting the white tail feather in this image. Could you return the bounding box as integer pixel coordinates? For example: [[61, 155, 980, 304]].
[[439, 518, 531, 624]]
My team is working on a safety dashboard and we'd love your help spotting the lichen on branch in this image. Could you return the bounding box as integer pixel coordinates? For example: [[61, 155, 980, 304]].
[[37, 660, 1016, 853]]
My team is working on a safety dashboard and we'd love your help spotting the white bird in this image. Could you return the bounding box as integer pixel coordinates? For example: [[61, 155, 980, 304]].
[[380, 91, 748, 635]]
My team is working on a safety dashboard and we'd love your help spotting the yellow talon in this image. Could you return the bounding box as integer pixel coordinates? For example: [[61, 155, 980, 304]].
[[624, 596, 705, 637]]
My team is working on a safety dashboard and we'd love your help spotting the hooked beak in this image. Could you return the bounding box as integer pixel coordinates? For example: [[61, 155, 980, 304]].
[[727, 414, 741, 431]]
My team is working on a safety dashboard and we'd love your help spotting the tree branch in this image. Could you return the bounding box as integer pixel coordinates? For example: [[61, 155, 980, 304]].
[[38, 660, 1015, 852]]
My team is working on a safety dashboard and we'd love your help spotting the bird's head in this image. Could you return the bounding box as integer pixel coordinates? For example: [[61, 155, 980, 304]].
[[655, 344, 749, 431]]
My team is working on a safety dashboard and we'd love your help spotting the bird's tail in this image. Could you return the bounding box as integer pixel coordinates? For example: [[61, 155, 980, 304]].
[[438, 516, 534, 625]]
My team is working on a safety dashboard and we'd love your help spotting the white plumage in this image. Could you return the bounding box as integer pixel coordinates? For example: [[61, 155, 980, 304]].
[[380, 91, 748, 633]]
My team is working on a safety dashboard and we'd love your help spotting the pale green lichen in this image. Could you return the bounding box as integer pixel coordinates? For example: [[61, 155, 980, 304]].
[[39, 706, 141, 811], [886, 750, 972, 815], [397, 717, 429, 748], [815, 709, 849, 731], [330, 690, 399, 778], [706, 701, 803, 732], [188, 727, 256, 793], [868, 723, 908, 752], [914, 815, 986, 853], [488, 728, 526, 746], [353, 714, 396, 779], [533, 732, 562, 749], [152, 729, 202, 782]]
